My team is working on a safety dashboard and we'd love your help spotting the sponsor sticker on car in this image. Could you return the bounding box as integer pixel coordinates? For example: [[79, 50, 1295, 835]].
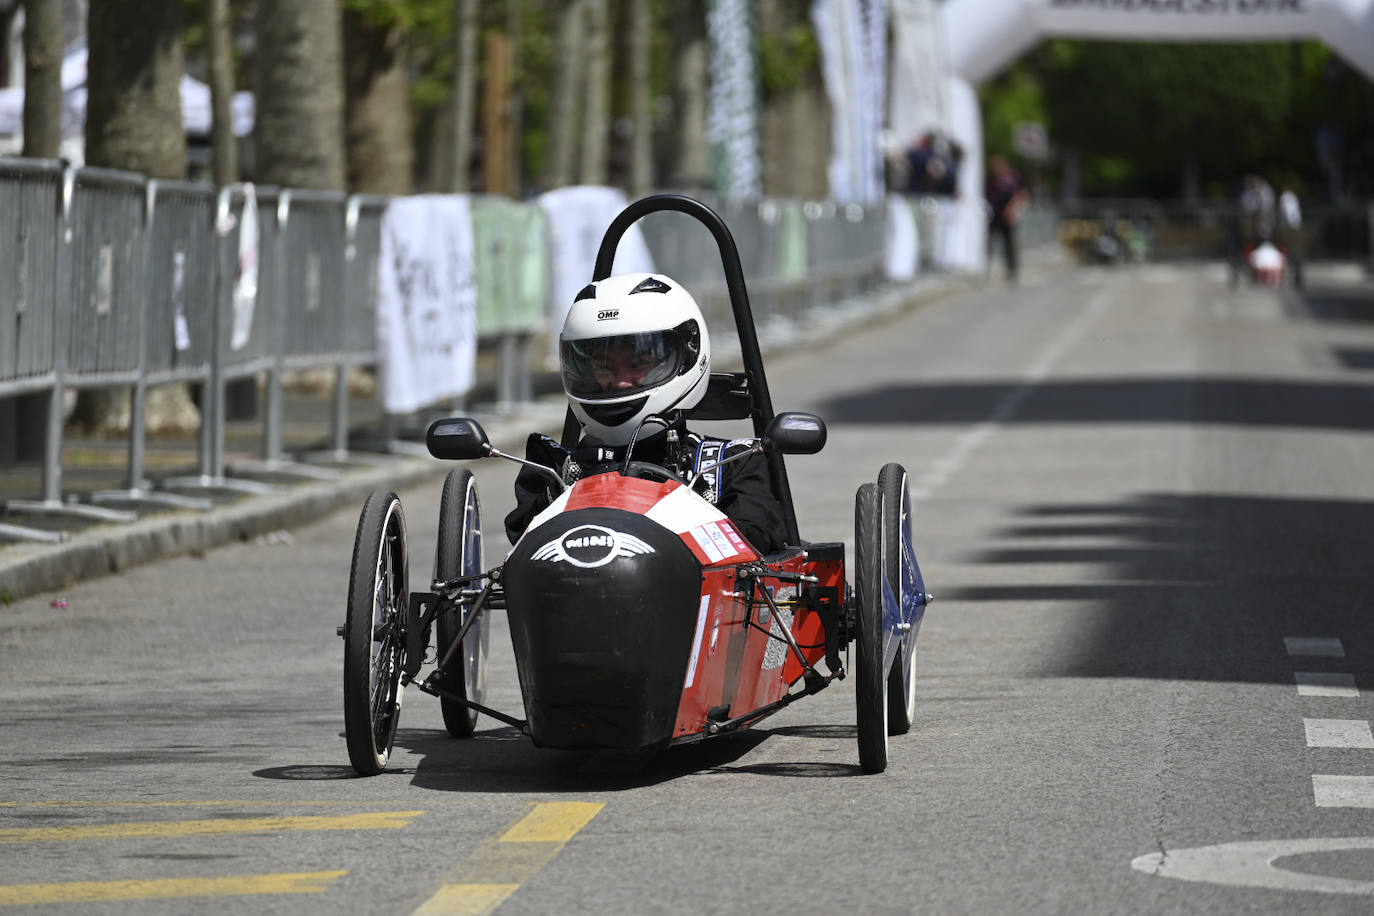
[[689, 522, 746, 563]]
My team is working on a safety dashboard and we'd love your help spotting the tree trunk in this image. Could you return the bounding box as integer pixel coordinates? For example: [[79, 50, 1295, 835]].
[[450, 0, 478, 192], [578, 0, 609, 186], [205, 0, 237, 185], [1181, 153, 1201, 204], [85, 0, 185, 178], [254, 0, 345, 190], [628, 0, 652, 196], [506, 0, 523, 197], [343, 9, 413, 195], [3, 0, 49, 467], [669, 4, 708, 189], [482, 32, 512, 195], [21, 0, 62, 158], [796, 80, 829, 198], [545, 0, 585, 190], [759, 0, 786, 198]]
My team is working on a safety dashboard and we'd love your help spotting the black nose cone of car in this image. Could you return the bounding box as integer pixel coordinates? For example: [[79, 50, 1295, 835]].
[[503, 507, 703, 749]]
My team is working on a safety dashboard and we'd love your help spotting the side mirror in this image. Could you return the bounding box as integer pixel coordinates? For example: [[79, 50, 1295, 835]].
[[764, 412, 826, 455], [426, 417, 492, 460]]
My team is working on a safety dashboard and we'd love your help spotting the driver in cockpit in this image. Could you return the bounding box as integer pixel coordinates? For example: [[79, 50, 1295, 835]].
[[503, 272, 786, 554]]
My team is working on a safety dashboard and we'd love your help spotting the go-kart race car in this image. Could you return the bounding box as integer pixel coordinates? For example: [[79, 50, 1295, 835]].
[[340, 194, 930, 776]]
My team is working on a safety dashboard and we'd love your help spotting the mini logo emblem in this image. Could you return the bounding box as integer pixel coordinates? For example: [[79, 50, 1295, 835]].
[[597, 309, 620, 321], [532, 524, 655, 568]]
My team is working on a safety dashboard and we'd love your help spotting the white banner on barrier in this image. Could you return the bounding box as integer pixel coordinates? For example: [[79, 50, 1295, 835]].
[[884, 195, 920, 281], [229, 184, 258, 352], [376, 195, 478, 414], [537, 186, 655, 360]]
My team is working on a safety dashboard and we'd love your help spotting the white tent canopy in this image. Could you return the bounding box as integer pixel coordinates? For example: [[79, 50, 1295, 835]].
[[0, 43, 253, 143], [943, 0, 1374, 86]]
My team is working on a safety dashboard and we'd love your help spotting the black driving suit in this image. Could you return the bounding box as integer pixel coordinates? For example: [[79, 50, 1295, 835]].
[[503, 422, 786, 554]]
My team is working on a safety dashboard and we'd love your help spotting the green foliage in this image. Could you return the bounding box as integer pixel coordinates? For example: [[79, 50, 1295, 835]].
[[980, 67, 1048, 162], [760, 24, 819, 96], [339, 0, 448, 32], [982, 38, 1374, 197]]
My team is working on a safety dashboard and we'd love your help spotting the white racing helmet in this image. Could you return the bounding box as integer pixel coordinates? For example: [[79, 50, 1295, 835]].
[[559, 272, 711, 445]]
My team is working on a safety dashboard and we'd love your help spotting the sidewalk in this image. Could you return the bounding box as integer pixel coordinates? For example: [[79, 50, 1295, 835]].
[[0, 271, 976, 603]]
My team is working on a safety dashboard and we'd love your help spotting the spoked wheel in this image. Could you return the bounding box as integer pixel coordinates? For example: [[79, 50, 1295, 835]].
[[343, 491, 409, 776], [853, 482, 888, 774], [879, 463, 917, 736], [435, 468, 489, 738]]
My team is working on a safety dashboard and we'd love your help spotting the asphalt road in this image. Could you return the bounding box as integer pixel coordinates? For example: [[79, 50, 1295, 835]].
[[5, 260, 1374, 914]]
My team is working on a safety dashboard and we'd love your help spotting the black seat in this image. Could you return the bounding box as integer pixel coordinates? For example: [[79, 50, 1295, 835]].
[[687, 372, 752, 421]]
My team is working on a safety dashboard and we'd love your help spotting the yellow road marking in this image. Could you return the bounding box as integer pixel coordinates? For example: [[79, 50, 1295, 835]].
[[0, 871, 346, 905], [0, 811, 422, 844], [413, 884, 520, 916], [498, 802, 604, 844], [0, 800, 405, 809], [410, 802, 605, 916]]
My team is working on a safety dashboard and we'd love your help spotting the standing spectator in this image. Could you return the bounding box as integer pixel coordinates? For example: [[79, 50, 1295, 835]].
[[1278, 185, 1304, 289], [1239, 174, 1276, 246], [905, 131, 960, 196], [985, 154, 1029, 282]]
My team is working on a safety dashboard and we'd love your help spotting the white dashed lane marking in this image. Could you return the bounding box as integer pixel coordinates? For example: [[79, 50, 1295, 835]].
[[1295, 672, 1359, 697], [1313, 776, 1374, 808], [910, 278, 1122, 501], [1136, 637, 1374, 892], [1286, 637, 1345, 658], [1305, 719, 1374, 749]]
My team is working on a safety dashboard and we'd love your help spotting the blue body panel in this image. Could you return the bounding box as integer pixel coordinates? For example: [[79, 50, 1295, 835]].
[[881, 501, 928, 675]]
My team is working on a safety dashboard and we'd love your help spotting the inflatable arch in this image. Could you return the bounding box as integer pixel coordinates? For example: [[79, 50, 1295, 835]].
[[929, 0, 1374, 271]]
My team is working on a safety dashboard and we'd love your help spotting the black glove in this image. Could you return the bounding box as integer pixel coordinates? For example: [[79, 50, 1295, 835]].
[[562, 441, 617, 482]]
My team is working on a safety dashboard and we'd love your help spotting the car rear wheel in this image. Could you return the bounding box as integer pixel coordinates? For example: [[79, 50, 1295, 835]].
[[435, 469, 489, 738], [854, 482, 888, 774]]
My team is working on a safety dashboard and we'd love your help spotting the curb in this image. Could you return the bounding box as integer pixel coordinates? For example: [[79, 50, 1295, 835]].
[[0, 455, 440, 601]]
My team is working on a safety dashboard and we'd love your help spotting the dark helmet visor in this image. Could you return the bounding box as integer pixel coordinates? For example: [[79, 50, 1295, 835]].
[[561, 329, 687, 401]]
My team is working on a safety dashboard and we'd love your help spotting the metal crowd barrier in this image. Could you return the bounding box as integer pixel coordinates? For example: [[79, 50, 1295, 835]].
[[227, 188, 349, 481], [0, 159, 66, 542], [162, 183, 279, 497], [5, 167, 145, 534], [92, 179, 218, 511]]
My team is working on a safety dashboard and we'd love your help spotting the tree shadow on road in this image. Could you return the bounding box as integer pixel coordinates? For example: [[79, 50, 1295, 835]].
[[816, 377, 1374, 431], [941, 491, 1374, 685]]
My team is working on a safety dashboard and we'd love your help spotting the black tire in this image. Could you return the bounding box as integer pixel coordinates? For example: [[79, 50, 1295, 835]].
[[878, 462, 917, 736], [343, 491, 409, 776], [854, 482, 888, 774], [435, 468, 488, 738]]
